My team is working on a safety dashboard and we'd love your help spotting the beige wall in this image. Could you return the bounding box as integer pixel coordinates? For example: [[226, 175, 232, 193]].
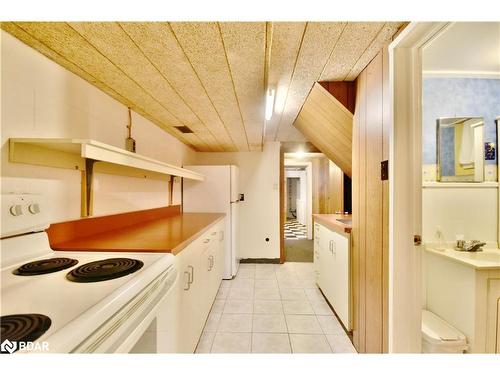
[[193, 142, 281, 260], [422, 185, 498, 246], [1, 30, 196, 222]]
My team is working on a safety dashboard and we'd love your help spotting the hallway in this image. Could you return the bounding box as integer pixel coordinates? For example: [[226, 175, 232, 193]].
[[284, 219, 313, 263], [284, 219, 307, 240]]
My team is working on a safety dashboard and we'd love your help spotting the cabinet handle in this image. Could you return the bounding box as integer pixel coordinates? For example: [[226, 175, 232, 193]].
[[183, 271, 191, 290], [211, 231, 217, 236], [188, 265, 194, 284], [219, 231, 224, 241], [208, 255, 214, 271], [203, 239, 210, 244], [329, 240, 336, 254]]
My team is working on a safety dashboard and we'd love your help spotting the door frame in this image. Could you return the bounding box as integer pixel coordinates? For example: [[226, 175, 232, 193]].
[[284, 160, 313, 239], [388, 21, 450, 352]]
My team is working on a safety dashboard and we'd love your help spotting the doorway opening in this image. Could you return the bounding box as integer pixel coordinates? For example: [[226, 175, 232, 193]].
[[281, 151, 350, 263], [284, 164, 312, 262], [285, 176, 307, 240]]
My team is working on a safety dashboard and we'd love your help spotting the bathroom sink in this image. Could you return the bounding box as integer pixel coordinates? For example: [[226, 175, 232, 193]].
[[336, 218, 352, 226], [456, 251, 500, 263], [426, 247, 500, 269]]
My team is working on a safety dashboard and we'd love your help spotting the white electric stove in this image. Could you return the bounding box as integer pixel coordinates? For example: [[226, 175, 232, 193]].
[[0, 194, 178, 354]]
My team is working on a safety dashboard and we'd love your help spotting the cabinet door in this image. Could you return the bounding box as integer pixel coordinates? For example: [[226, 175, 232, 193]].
[[316, 225, 351, 330], [313, 222, 321, 279], [214, 222, 225, 286], [497, 299, 500, 354], [177, 223, 226, 353], [486, 278, 500, 353], [329, 231, 350, 329], [177, 242, 201, 353], [317, 224, 331, 291], [206, 231, 220, 305], [313, 245, 320, 280], [319, 230, 335, 305]]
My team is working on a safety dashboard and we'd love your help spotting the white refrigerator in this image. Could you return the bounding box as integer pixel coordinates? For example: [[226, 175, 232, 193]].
[[182, 165, 240, 279]]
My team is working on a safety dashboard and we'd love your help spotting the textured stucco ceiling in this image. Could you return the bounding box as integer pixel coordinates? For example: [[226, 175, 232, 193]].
[[1, 21, 404, 151]]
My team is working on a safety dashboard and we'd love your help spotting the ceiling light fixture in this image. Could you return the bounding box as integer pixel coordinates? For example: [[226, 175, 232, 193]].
[[265, 88, 275, 121], [295, 150, 305, 159]]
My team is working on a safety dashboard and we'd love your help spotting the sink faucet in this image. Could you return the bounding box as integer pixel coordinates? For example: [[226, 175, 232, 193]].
[[455, 240, 486, 252]]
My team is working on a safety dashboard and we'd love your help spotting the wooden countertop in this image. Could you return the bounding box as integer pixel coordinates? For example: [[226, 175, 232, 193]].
[[50, 212, 225, 255], [313, 214, 352, 234]]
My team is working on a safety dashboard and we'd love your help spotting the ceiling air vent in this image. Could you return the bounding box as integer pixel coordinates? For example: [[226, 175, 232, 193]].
[[174, 126, 194, 134]]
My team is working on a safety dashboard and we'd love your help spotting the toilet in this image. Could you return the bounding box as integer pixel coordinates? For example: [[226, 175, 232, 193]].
[[421, 309, 468, 353]]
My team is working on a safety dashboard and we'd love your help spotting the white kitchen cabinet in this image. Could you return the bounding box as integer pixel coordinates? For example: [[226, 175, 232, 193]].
[[175, 219, 225, 353], [313, 223, 321, 277], [314, 221, 351, 330]]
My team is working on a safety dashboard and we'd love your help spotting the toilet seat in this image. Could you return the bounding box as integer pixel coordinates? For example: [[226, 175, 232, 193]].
[[421, 310, 468, 352]]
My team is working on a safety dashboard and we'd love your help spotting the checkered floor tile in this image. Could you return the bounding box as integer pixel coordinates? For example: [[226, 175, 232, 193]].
[[284, 220, 307, 240]]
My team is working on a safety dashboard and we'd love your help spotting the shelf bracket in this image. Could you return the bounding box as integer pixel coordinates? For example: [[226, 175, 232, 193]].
[[81, 159, 95, 217]]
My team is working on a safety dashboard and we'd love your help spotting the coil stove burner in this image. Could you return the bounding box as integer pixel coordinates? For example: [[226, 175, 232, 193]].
[[66, 258, 144, 283], [0, 314, 51, 351], [13, 258, 78, 276]]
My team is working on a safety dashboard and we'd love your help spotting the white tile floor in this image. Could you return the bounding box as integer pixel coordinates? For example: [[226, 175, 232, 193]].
[[195, 262, 357, 354]]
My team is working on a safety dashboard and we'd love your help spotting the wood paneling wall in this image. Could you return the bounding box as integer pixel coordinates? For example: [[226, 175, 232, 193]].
[[351, 46, 390, 353], [328, 161, 344, 213]]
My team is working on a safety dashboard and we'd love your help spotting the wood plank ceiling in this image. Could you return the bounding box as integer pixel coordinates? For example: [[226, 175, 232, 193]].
[[1, 22, 404, 152]]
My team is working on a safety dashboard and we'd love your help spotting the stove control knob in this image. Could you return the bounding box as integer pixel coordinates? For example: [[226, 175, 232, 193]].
[[9, 205, 23, 216], [28, 203, 40, 214]]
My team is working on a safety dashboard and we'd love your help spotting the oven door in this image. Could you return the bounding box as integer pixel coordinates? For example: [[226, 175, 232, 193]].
[[71, 266, 178, 353]]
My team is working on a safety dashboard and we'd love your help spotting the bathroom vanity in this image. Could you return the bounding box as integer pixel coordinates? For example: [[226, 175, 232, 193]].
[[424, 246, 500, 353]]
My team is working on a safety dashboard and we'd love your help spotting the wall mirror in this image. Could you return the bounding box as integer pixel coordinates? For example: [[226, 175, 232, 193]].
[[437, 117, 484, 182]]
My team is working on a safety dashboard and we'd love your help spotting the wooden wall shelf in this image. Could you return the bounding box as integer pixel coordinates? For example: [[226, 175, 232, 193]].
[[9, 138, 204, 217], [9, 138, 204, 181]]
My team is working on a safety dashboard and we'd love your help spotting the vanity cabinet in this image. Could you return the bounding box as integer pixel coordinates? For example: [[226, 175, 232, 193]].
[[314, 221, 351, 330], [175, 219, 225, 353], [425, 249, 500, 353]]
